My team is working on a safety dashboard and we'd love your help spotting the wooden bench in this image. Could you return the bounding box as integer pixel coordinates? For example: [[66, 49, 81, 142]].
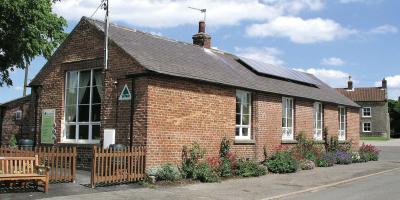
[[0, 155, 49, 193]]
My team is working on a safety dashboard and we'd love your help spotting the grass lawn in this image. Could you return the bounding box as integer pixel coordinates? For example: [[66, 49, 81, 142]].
[[360, 136, 390, 141]]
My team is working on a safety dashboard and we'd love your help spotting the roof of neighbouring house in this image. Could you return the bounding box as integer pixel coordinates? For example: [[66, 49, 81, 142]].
[[336, 87, 386, 102], [0, 95, 31, 107], [30, 17, 360, 107]]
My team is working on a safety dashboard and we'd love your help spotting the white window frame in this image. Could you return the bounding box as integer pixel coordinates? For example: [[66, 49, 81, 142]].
[[313, 102, 323, 141], [362, 107, 372, 118], [362, 122, 372, 132], [15, 110, 22, 120], [282, 97, 294, 141], [338, 106, 346, 141], [63, 69, 102, 144], [235, 90, 251, 140]]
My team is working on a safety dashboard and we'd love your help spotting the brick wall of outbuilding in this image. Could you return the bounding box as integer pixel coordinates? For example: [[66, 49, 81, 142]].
[[0, 96, 34, 146]]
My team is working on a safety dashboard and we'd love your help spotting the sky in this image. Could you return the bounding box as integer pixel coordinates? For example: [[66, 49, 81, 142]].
[[1, 0, 400, 103]]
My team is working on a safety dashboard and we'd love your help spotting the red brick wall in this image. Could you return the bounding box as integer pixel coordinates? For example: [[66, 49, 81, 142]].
[[0, 96, 34, 146]]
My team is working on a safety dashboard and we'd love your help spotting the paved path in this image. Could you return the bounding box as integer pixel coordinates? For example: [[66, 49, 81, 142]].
[[1, 140, 399, 200]]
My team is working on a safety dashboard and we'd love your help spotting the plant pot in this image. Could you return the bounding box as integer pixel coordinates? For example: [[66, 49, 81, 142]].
[[109, 144, 126, 151], [18, 139, 34, 147]]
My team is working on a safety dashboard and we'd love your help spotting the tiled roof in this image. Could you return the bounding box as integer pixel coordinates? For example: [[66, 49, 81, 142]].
[[30, 17, 360, 108], [336, 87, 386, 102]]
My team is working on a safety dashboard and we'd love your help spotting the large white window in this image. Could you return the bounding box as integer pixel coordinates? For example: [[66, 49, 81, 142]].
[[282, 97, 294, 140], [313, 102, 323, 140], [64, 69, 103, 143], [338, 106, 346, 141], [235, 90, 251, 140], [363, 122, 372, 132], [362, 107, 371, 117]]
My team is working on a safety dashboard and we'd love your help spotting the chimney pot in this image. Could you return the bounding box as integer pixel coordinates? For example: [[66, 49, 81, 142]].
[[382, 78, 387, 89], [192, 21, 211, 48], [198, 21, 206, 33], [347, 76, 353, 90]]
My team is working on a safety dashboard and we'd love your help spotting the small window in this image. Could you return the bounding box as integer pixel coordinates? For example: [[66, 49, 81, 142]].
[[362, 107, 371, 117], [313, 102, 323, 141], [282, 97, 294, 140], [338, 106, 346, 141], [15, 110, 22, 120], [363, 122, 372, 132], [235, 90, 251, 140]]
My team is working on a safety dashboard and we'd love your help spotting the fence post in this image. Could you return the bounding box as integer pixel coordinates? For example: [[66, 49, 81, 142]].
[[91, 145, 97, 188]]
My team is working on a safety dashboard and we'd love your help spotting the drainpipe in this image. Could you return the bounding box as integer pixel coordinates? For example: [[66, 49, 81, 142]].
[[129, 78, 135, 147], [32, 86, 40, 148]]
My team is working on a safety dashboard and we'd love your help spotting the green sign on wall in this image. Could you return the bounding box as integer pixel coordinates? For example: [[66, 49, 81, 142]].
[[41, 109, 55, 144]]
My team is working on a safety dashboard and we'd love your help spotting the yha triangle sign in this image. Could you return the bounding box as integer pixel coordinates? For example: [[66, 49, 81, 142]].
[[119, 84, 132, 100]]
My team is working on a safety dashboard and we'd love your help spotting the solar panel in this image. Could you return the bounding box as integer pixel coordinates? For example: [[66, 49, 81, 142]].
[[238, 56, 320, 86]]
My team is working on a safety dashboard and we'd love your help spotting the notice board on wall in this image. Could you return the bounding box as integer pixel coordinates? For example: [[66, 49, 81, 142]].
[[41, 109, 55, 144]]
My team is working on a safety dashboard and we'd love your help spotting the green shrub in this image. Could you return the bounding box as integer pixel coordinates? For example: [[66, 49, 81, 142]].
[[335, 151, 352, 165], [325, 136, 352, 153], [291, 133, 322, 163], [9, 135, 17, 147], [219, 158, 232, 177], [157, 163, 181, 181], [265, 151, 298, 173], [351, 152, 362, 163], [237, 159, 266, 177], [316, 152, 336, 167], [194, 162, 219, 182], [181, 142, 205, 179], [359, 143, 380, 161]]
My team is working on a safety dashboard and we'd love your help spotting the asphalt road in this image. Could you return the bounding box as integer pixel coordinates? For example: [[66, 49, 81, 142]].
[[284, 168, 400, 200], [284, 141, 400, 200]]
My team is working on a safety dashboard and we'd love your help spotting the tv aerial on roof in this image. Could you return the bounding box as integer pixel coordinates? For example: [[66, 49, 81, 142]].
[[188, 7, 207, 22]]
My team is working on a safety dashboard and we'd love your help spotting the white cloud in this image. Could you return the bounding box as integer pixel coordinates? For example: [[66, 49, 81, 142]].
[[246, 16, 357, 43], [338, 0, 381, 4], [234, 46, 284, 66], [53, 0, 324, 28], [294, 68, 350, 87], [13, 86, 23, 91], [369, 25, 398, 34], [321, 57, 346, 66]]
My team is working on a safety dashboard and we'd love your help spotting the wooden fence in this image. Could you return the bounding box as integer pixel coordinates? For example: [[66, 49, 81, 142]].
[[91, 146, 146, 188], [0, 146, 77, 183]]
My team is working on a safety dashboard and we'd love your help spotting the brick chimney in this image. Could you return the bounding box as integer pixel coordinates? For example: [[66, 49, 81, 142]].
[[347, 76, 353, 90], [382, 78, 387, 89], [192, 21, 211, 48]]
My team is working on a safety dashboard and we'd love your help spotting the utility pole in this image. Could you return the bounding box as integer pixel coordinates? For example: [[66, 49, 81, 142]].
[[104, 0, 109, 70], [23, 61, 28, 96]]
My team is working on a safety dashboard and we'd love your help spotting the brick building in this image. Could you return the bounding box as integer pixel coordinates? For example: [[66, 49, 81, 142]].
[[0, 17, 360, 169], [337, 77, 390, 138]]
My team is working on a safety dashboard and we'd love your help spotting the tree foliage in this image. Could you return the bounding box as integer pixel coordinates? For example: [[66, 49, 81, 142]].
[[0, 0, 67, 86], [389, 99, 400, 136]]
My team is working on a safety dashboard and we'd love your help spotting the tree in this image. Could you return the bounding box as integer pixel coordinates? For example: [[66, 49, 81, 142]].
[[0, 0, 67, 86], [388, 99, 400, 137]]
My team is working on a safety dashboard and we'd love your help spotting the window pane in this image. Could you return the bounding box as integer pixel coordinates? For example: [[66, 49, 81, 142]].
[[236, 95, 241, 104], [235, 127, 240, 136], [242, 128, 248, 136], [92, 69, 103, 86], [66, 125, 76, 139], [243, 103, 249, 114], [66, 105, 77, 122], [287, 118, 293, 128], [92, 104, 101, 122], [67, 71, 78, 89], [92, 86, 102, 104], [282, 117, 286, 128], [92, 125, 101, 140], [78, 105, 90, 122], [66, 88, 77, 106], [79, 70, 91, 87], [79, 125, 89, 139], [242, 114, 249, 125], [78, 87, 91, 105], [236, 102, 241, 114], [317, 121, 322, 129], [236, 113, 241, 125]]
